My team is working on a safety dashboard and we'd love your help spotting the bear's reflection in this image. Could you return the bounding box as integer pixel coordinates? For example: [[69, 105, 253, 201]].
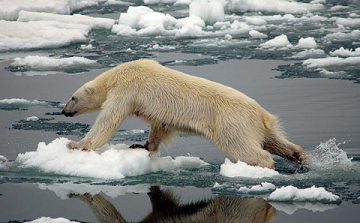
[[69, 186, 277, 223]]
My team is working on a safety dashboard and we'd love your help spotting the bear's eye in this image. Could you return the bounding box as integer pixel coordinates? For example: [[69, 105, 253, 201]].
[[71, 97, 76, 101]]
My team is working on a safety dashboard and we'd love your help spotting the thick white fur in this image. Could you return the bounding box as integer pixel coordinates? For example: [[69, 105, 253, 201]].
[[62, 59, 306, 168]]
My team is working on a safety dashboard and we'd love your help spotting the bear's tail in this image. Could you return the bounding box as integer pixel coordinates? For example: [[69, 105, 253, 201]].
[[261, 109, 307, 166]]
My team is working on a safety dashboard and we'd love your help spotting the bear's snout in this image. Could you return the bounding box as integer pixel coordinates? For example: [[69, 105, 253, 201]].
[[61, 109, 77, 117]]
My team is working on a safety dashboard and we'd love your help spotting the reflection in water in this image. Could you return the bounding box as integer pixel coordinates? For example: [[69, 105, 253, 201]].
[[70, 186, 277, 223]]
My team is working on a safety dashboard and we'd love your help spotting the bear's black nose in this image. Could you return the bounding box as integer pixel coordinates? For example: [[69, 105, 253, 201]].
[[61, 109, 66, 115]]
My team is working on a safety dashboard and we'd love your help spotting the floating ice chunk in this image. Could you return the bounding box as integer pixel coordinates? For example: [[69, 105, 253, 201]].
[[39, 182, 150, 199], [238, 182, 276, 194], [0, 155, 9, 168], [303, 57, 360, 68], [0, 0, 100, 20], [152, 44, 176, 50], [323, 30, 360, 42], [220, 158, 280, 178], [0, 20, 89, 51], [249, 30, 268, 39], [297, 37, 317, 49], [224, 34, 232, 40], [16, 137, 208, 179], [144, 0, 177, 4], [111, 24, 137, 36], [18, 11, 115, 29], [259, 34, 293, 49], [118, 6, 156, 28], [0, 98, 45, 105], [26, 116, 39, 121], [26, 217, 79, 223], [330, 47, 360, 57], [175, 23, 204, 37], [11, 56, 96, 71], [228, 0, 324, 14], [80, 44, 93, 50], [268, 185, 340, 203], [175, 0, 193, 5], [189, 0, 226, 24], [245, 17, 267, 26], [290, 49, 324, 59], [335, 17, 360, 28], [105, 0, 134, 5]]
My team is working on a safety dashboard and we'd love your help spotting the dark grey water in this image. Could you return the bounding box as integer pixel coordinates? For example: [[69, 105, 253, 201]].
[[1, 0, 360, 222]]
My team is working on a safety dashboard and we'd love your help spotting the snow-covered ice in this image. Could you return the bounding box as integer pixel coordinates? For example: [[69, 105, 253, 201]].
[[220, 158, 280, 178], [268, 185, 340, 203], [16, 137, 208, 179], [330, 47, 360, 57], [297, 37, 317, 49], [303, 57, 360, 68], [189, 0, 226, 25], [26, 116, 39, 121], [259, 34, 293, 49], [26, 217, 79, 223], [238, 182, 276, 194], [11, 56, 97, 71]]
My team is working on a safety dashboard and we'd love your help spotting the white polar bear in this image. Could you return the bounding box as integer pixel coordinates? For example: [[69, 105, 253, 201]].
[[62, 59, 306, 168]]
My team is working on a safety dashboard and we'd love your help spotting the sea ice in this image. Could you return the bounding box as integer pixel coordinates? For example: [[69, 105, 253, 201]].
[[296, 37, 317, 49], [335, 17, 360, 28], [238, 182, 276, 194], [18, 11, 115, 29], [26, 116, 39, 121], [0, 0, 100, 20], [0, 98, 45, 105], [16, 137, 208, 179], [26, 217, 79, 223], [189, 0, 226, 25], [0, 20, 89, 51], [268, 185, 340, 203], [220, 158, 280, 178], [303, 57, 360, 68], [228, 0, 324, 14], [11, 56, 96, 71], [249, 30, 268, 39], [259, 34, 293, 49], [290, 49, 324, 59], [330, 47, 360, 57]]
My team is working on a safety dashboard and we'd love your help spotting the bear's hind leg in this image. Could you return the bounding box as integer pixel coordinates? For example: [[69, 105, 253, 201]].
[[130, 122, 176, 155]]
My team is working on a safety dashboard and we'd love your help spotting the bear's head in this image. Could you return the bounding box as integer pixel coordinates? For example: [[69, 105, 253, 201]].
[[62, 81, 102, 117]]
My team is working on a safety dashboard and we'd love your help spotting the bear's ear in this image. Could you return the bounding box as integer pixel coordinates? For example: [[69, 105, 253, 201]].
[[85, 86, 95, 95]]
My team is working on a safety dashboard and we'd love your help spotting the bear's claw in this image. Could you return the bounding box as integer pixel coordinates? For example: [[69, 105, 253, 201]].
[[129, 144, 148, 150]]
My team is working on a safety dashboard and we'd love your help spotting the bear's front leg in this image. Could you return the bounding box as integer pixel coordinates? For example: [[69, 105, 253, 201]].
[[67, 140, 91, 151]]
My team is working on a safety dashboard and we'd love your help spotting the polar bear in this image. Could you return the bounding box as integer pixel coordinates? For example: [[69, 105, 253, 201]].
[[62, 59, 306, 168]]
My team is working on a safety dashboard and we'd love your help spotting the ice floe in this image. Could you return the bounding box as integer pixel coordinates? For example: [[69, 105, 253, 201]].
[[16, 137, 208, 179], [0, 20, 89, 51], [220, 158, 280, 178], [303, 57, 360, 68], [26, 116, 40, 121], [18, 11, 115, 29], [268, 185, 340, 203], [227, 0, 324, 14], [11, 56, 97, 71], [296, 37, 317, 49], [0, 0, 100, 20], [26, 217, 79, 223], [330, 47, 360, 57], [259, 34, 293, 49], [238, 182, 276, 194], [189, 0, 226, 25], [290, 49, 325, 59]]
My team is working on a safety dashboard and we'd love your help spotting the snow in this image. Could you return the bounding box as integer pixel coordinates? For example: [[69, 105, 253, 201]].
[[0, 0, 100, 20], [245, 17, 267, 26], [39, 182, 150, 199], [18, 11, 115, 29], [259, 34, 293, 49], [238, 182, 276, 194], [220, 158, 280, 178], [303, 57, 360, 68], [16, 137, 208, 179], [11, 56, 96, 71], [189, 0, 226, 24], [297, 37, 317, 49], [80, 44, 94, 50], [26, 217, 79, 223], [268, 185, 340, 203], [249, 30, 268, 39], [330, 47, 360, 57], [228, 0, 324, 14], [0, 20, 89, 51], [26, 116, 39, 121]]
